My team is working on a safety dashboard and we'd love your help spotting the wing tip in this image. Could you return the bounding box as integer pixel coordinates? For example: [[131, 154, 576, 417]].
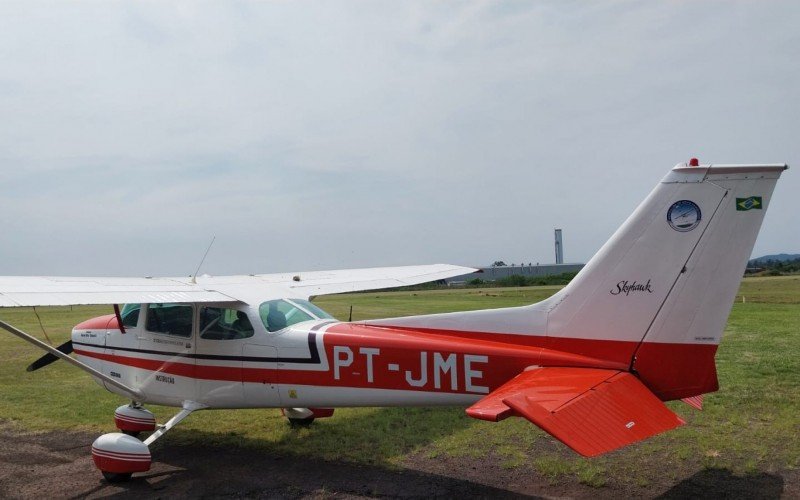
[[465, 406, 515, 422]]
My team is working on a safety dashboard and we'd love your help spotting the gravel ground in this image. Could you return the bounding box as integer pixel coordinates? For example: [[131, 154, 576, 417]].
[[0, 425, 795, 499]]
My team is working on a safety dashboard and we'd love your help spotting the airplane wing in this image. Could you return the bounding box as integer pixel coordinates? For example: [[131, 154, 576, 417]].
[[0, 264, 474, 307], [248, 264, 475, 297], [466, 367, 684, 457], [0, 276, 235, 307]]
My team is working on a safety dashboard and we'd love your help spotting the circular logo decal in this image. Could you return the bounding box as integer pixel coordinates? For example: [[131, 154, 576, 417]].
[[667, 200, 701, 232]]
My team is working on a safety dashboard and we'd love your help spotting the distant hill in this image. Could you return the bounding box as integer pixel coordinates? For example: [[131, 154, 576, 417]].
[[747, 253, 800, 275], [750, 253, 800, 264]]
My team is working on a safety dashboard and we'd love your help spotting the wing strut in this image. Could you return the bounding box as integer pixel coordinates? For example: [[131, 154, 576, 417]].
[[0, 319, 143, 400]]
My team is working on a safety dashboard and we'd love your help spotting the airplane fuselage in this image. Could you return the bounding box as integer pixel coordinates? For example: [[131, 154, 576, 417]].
[[71, 301, 624, 409]]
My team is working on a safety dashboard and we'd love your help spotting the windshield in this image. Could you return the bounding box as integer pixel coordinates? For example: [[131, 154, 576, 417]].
[[120, 303, 141, 328]]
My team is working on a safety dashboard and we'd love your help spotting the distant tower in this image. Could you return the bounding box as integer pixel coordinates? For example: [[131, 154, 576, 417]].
[[554, 229, 564, 264]]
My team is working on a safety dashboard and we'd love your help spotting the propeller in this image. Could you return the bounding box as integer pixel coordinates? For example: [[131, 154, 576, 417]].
[[26, 340, 73, 372]]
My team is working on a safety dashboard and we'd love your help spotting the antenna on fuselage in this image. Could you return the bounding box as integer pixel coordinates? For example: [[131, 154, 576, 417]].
[[191, 236, 216, 284]]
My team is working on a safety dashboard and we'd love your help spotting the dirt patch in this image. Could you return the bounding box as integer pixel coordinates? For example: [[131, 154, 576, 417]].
[[0, 425, 794, 499]]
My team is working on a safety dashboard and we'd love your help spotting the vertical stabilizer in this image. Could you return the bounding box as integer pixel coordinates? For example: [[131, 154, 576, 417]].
[[544, 163, 787, 398]]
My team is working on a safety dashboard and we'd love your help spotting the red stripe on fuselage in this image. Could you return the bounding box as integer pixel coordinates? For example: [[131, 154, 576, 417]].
[[74, 348, 278, 384], [75, 322, 719, 400], [341, 324, 719, 399]]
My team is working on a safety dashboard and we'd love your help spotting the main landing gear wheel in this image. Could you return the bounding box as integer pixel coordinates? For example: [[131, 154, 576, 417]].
[[102, 471, 132, 483], [281, 408, 316, 427], [282, 408, 333, 426], [288, 416, 315, 427], [94, 405, 201, 484], [92, 433, 151, 484]]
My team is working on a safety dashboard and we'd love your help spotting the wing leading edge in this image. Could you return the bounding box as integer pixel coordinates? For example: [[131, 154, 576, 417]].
[[279, 263, 476, 296], [0, 264, 475, 307], [0, 276, 235, 307], [466, 367, 684, 457]]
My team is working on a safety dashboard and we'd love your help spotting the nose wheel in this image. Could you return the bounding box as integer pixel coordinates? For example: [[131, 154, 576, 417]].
[[289, 416, 315, 427]]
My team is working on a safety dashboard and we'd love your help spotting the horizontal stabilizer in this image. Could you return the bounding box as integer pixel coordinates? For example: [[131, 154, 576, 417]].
[[466, 367, 684, 457], [466, 367, 615, 422]]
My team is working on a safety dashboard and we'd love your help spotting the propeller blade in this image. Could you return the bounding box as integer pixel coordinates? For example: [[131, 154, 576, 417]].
[[26, 340, 73, 372]]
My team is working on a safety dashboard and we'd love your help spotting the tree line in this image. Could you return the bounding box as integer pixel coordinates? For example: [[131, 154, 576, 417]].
[[747, 257, 800, 275]]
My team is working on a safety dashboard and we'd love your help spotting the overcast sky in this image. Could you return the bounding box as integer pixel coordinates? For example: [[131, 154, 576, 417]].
[[0, 1, 797, 277]]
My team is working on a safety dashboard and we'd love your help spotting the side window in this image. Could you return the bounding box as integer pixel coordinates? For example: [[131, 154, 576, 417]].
[[120, 304, 141, 328], [146, 303, 193, 338], [259, 300, 314, 333], [200, 307, 254, 340]]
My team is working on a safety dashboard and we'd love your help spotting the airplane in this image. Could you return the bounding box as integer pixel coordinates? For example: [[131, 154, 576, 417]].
[[0, 160, 788, 482]]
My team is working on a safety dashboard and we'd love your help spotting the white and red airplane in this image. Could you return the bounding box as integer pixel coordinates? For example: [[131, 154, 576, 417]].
[[0, 160, 788, 482]]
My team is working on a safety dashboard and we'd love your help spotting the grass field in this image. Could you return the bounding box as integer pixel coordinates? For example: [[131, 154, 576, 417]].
[[0, 276, 797, 489]]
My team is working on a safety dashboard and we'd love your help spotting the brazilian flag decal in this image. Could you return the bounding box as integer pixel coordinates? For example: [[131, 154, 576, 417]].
[[736, 196, 762, 211]]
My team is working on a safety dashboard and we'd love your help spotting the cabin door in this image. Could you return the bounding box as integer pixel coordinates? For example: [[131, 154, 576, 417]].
[[137, 303, 197, 405], [194, 305, 264, 407]]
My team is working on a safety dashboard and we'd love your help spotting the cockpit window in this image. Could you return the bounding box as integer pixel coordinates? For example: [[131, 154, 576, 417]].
[[259, 299, 314, 332], [120, 304, 141, 328], [289, 299, 334, 320]]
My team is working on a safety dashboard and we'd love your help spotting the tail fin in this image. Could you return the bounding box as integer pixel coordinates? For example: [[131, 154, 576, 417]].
[[370, 162, 787, 399], [544, 162, 787, 398], [546, 163, 786, 343]]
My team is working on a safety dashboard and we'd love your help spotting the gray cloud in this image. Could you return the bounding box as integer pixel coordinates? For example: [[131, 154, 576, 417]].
[[0, 1, 798, 276]]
